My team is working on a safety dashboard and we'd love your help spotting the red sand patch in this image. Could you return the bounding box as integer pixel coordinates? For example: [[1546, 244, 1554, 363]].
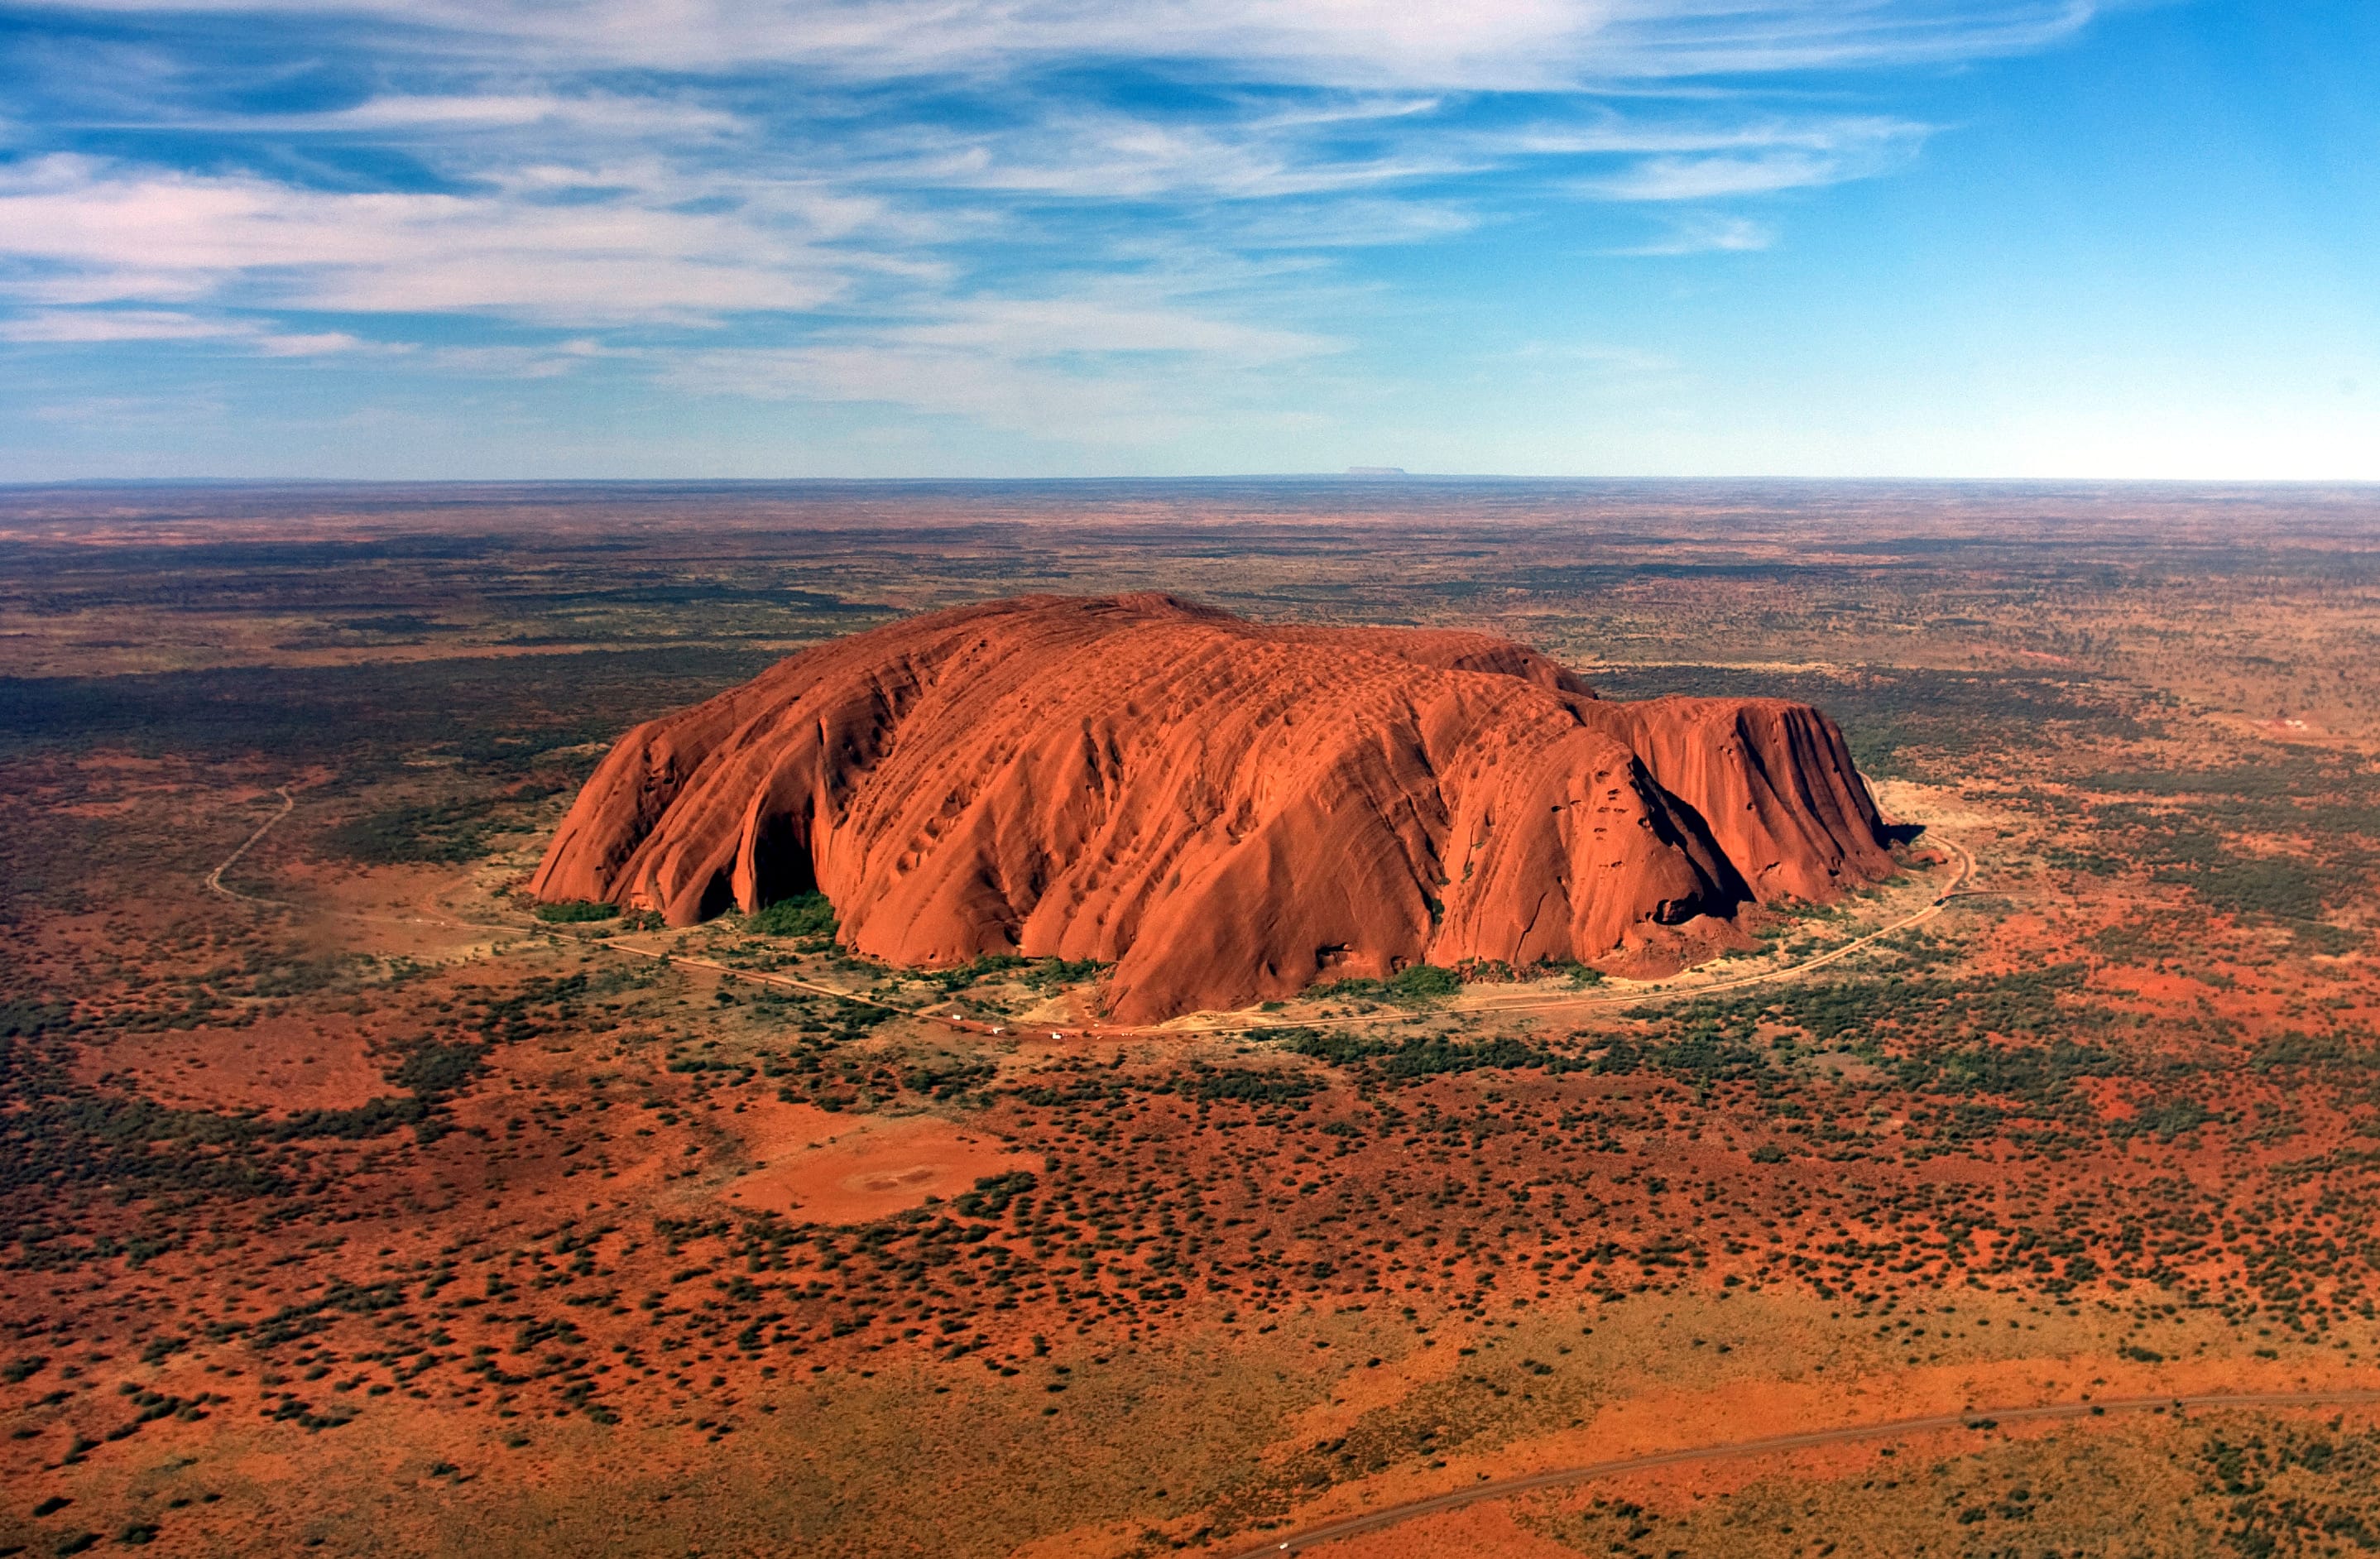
[[721, 1100, 1034, 1224], [74, 1014, 390, 1116], [281, 860, 532, 962]]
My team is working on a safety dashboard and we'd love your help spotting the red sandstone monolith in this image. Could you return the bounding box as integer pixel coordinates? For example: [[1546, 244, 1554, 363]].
[[532, 594, 1895, 1020]]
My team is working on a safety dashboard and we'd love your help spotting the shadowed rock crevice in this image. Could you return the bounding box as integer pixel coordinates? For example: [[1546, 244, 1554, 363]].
[[532, 595, 1896, 1020]]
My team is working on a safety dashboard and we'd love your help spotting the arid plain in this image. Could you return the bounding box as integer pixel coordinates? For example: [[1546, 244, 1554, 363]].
[[7, 479, 2380, 1557]]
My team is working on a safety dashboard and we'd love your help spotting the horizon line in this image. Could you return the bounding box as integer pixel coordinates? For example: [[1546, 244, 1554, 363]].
[[9, 473, 2380, 491]]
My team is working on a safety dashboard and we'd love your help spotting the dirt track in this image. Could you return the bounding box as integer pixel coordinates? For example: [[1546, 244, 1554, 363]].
[[203, 784, 295, 907], [1218, 1387, 2380, 1557], [639, 833, 1979, 1042], [1164, 833, 1978, 1038]]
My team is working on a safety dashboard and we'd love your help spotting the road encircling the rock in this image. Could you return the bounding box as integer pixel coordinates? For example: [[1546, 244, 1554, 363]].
[[1220, 1387, 2380, 1557], [204, 786, 1979, 1043]]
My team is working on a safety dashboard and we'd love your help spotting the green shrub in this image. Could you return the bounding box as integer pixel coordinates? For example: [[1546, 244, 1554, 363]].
[[952, 1171, 1037, 1218], [746, 893, 836, 938], [1269, 1027, 1564, 1078], [1187, 1068, 1319, 1103], [1312, 962, 1463, 1005], [324, 800, 498, 865], [924, 952, 1025, 990], [392, 1041, 485, 1096], [1379, 1034, 1552, 1077], [1021, 957, 1105, 991], [1390, 963, 1462, 999], [534, 899, 619, 923], [1267, 1028, 1385, 1066]]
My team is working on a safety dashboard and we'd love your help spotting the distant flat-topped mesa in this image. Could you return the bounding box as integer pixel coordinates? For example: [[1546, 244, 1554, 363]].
[[531, 594, 1896, 1021]]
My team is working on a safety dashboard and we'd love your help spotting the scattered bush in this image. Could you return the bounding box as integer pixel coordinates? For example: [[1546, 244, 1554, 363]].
[[534, 899, 619, 923], [324, 800, 499, 865], [1187, 1068, 1319, 1104], [1389, 964, 1462, 999], [923, 953, 1025, 991], [1312, 963, 1464, 1005], [391, 1041, 486, 1096], [1021, 957, 1105, 991], [1266, 1027, 1564, 1079], [746, 893, 836, 938], [952, 1171, 1037, 1218]]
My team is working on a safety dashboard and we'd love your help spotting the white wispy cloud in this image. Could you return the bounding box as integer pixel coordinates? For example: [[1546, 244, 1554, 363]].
[[650, 285, 1346, 445], [42, 0, 2105, 88], [0, 307, 362, 353], [0, 155, 858, 324], [1586, 148, 1876, 200], [1608, 211, 1775, 253], [881, 106, 1479, 202], [886, 298, 1334, 360], [1502, 111, 1929, 159], [94, 93, 746, 139], [660, 340, 1319, 445], [2, 0, 2117, 445]]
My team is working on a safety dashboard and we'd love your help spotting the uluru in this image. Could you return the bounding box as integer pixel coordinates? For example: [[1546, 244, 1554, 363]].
[[530, 593, 1897, 1021]]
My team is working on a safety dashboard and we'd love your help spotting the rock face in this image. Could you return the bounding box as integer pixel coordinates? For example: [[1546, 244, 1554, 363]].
[[532, 594, 1896, 1021]]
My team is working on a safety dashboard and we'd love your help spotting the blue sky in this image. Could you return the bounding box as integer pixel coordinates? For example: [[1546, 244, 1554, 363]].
[[0, 0, 2373, 479]]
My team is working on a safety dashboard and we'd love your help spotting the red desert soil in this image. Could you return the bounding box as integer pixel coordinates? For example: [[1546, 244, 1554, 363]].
[[719, 1100, 1035, 1223], [74, 1013, 389, 1116], [534, 593, 1894, 1019]]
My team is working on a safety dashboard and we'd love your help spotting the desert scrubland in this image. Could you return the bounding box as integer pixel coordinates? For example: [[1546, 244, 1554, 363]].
[[5, 479, 2380, 1557]]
